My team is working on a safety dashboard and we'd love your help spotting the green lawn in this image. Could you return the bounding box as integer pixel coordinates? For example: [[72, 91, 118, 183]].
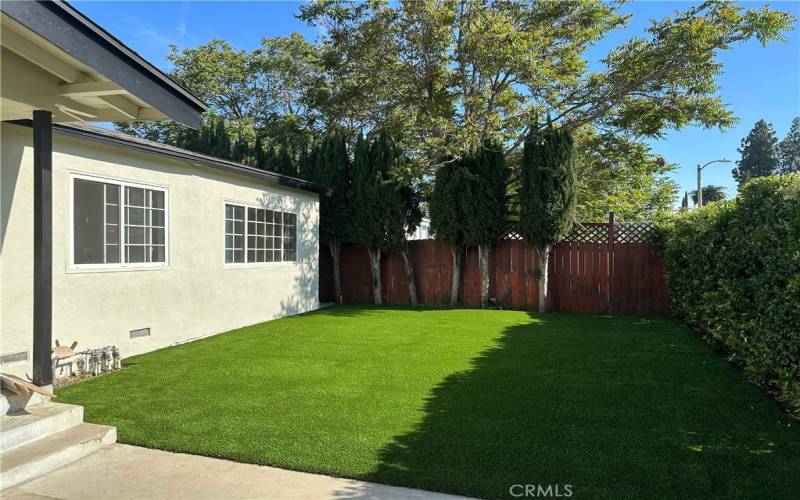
[[58, 306, 799, 499]]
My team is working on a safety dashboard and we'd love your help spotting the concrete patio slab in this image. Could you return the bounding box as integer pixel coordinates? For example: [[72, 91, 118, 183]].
[[2, 444, 471, 500]]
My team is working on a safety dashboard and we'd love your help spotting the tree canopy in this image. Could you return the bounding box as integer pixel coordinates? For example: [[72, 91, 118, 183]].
[[305, 131, 352, 245], [116, 1, 795, 220], [571, 128, 677, 221], [461, 142, 509, 249], [519, 123, 577, 250], [350, 131, 420, 253], [299, 0, 794, 167], [429, 159, 473, 252]]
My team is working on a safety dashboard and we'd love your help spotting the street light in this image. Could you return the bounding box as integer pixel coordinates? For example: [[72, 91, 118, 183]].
[[696, 159, 731, 207]]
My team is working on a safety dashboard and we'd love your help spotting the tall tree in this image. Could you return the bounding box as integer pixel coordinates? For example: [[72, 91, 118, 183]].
[[691, 185, 726, 206], [398, 185, 423, 305], [778, 117, 800, 174], [518, 124, 577, 312], [306, 132, 352, 303], [348, 133, 382, 304], [733, 119, 779, 187], [429, 159, 474, 305], [117, 35, 321, 158], [348, 131, 420, 304], [275, 144, 295, 177], [350, 134, 380, 303], [117, 2, 792, 226], [681, 191, 689, 212], [462, 142, 509, 308], [373, 133, 423, 305]]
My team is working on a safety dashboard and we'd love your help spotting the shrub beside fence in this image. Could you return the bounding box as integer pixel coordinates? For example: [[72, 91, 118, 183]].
[[662, 174, 800, 408], [320, 218, 671, 315]]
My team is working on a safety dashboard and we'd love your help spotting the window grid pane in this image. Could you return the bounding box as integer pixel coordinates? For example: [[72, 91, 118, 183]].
[[74, 179, 121, 265], [282, 212, 297, 262], [246, 207, 271, 263], [73, 178, 166, 267], [104, 184, 121, 264], [225, 203, 245, 263], [225, 204, 297, 265], [124, 186, 166, 264]]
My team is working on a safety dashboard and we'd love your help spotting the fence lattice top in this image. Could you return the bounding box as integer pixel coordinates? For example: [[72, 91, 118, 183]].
[[612, 222, 658, 244], [503, 221, 657, 244]]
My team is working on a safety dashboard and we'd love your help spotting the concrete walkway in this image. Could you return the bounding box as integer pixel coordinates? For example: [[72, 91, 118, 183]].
[[3, 444, 469, 500]]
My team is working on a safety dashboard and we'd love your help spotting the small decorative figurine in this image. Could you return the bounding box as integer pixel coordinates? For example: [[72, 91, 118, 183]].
[[112, 347, 122, 370]]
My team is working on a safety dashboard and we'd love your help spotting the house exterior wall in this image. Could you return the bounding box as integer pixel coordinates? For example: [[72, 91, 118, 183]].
[[407, 217, 431, 240], [0, 123, 320, 379]]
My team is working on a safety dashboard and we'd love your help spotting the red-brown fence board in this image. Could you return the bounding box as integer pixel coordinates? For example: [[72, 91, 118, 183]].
[[319, 221, 671, 315], [545, 241, 670, 315]]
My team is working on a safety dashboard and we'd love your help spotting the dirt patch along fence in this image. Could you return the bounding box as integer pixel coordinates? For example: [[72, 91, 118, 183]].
[[319, 220, 670, 315]]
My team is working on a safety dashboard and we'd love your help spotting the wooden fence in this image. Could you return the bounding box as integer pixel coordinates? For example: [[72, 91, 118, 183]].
[[319, 219, 671, 315]]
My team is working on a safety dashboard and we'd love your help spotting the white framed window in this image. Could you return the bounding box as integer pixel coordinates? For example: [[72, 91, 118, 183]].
[[224, 202, 297, 265], [70, 174, 168, 270]]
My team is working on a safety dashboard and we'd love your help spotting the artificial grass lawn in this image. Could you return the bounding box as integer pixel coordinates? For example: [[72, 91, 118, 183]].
[[58, 306, 799, 499]]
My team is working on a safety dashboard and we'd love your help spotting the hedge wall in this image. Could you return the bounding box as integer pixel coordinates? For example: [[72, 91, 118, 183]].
[[662, 174, 800, 408]]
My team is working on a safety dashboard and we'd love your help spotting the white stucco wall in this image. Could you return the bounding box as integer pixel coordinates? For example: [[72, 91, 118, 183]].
[[1, 123, 319, 379]]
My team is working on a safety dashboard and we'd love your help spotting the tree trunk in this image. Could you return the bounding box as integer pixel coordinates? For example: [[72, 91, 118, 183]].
[[480, 242, 491, 308], [328, 240, 343, 303], [537, 244, 551, 313], [367, 247, 382, 305], [400, 245, 418, 305], [450, 247, 462, 306]]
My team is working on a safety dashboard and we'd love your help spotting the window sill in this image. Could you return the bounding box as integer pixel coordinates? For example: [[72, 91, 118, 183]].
[[223, 261, 297, 270], [66, 264, 170, 274]]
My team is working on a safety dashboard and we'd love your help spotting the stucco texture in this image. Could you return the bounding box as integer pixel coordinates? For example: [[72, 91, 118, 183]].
[[0, 123, 320, 379]]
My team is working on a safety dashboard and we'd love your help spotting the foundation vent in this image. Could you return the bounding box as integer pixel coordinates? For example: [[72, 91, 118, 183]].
[[129, 327, 151, 339], [0, 350, 29, 364]]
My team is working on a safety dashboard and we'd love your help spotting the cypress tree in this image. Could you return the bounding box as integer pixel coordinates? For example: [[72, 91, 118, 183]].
[[309, 131, 352, 302], [212, 117, 231, 159], [369, 132, 421, 305], [462, 141, 509, 308], [264, 147, 278, 172], [518, 123, 577, 312], [778, 117, 800, 174], [295, 139, 311, 180], [349, 132, 385, 304], [254, 135, 267, 169], [274, 144, 292, 176], [185, 128, 199, 153], [299, 138, 318, 181], [231, 137, 248, 163], [200, 119, 214, 155], [429, 157, 475, 305], [734, 119, 779, 187]]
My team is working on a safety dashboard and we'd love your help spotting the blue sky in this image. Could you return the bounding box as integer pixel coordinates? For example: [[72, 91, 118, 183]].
[[75, 1, 800, 202]]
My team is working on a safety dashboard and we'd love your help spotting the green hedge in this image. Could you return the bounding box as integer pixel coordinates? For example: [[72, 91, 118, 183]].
[[662, 173, 800, 408]]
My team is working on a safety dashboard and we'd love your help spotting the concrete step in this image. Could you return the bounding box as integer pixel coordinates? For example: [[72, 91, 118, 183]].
[[0, 422, 116, 489], [1, 403, 84, 452]]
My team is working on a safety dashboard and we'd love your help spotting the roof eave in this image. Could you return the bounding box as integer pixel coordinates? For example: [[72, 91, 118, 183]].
[[0, 0, 207, 128], [51, 123, 326, 195]]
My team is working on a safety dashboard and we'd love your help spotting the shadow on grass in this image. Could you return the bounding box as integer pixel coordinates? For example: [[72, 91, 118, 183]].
[[337, 313, 799, 500]]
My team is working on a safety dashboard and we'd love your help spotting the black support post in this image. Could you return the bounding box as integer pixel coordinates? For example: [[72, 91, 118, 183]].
[[32, 110, 53, 387]]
